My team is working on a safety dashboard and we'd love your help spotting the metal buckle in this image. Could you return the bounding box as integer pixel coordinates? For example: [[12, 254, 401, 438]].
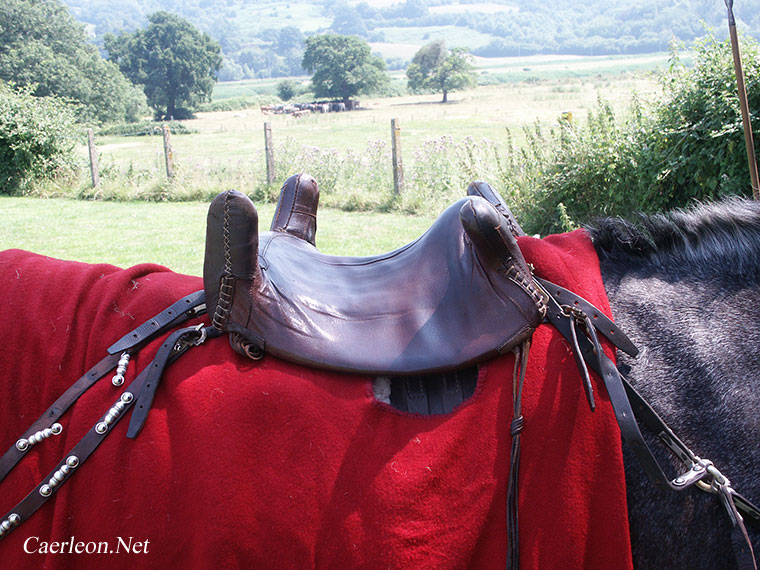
[[672, 457, 713, 489]]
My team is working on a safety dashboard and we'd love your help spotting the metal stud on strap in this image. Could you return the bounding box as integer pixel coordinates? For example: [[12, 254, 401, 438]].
[[0, 513, 20, 537], [15, 423, 63, 452]]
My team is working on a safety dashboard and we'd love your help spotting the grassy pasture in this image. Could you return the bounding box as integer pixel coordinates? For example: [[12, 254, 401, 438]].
[[93, 62, 662, 179], [0, 197, 437, 274], [8, 55, 672, 270]]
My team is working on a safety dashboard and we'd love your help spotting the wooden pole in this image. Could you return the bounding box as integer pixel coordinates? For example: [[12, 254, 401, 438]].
[[87, 128, 99, 188], [725, 0, 760, 199], [264, 122, 276, 184], [162, 125, 174, 179], [391, 118, 404, 195]]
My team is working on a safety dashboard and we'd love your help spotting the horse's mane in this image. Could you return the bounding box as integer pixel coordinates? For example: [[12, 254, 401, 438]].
[[587, 197, 760, 279]]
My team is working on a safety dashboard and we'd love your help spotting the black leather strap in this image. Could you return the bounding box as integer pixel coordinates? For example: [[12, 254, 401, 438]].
[[506, 340, 530, 570], [0, 323, 216, 543], [535, 277, 638, 357], [108, 291, 206, 354], [538, 279, 760, 569], [0, 291, 206, 485], [127, 325, 221, 438], [0, 293, 208, 542]]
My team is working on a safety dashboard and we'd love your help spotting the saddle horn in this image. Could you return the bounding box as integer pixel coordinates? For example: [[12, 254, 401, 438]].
[[459, 197, 536, 291], [467, 180, 526, 237], [203, 189, 259, 333], [270, 173, 319, 246]]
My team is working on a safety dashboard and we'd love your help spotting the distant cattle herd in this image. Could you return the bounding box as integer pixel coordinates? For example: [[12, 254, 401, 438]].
[[260, 100, 361, 118]]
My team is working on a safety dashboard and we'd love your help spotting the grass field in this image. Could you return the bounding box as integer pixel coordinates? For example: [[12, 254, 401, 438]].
[[0, 197, 438, 274], [11, 55, 671, 268], [91, 65, 662, 182]]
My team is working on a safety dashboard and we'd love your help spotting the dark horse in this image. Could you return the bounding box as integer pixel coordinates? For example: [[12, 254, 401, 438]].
[[0, 189, 758, 568], [590, 198, 760, 568]]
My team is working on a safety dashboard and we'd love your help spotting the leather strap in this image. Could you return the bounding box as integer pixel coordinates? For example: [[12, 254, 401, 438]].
[[535, 277, 638, 357], [0, 323, 216, 543], [127, 324, 221, 438], [537, 279, 759, 569], [506, 340, 530, 570], [0, 291, 206, 485], [108, 291, 207, 354]]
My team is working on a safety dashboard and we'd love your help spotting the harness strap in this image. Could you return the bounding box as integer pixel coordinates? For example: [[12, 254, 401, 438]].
[[506, 340, 530, 570], [0, 291, 206, 486], [0, 294, 208, 543], [537, 278, 759, 570]]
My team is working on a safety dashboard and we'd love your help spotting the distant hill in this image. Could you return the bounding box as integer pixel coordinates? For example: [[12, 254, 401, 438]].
[[61, 0, 760, 81]]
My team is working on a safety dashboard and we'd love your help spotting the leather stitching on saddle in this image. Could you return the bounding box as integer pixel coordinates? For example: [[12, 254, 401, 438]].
[[211, 192, 234, 331]]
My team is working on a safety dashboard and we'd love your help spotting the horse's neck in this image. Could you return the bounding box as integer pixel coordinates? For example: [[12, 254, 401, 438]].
[[601, 260, 760, 569]]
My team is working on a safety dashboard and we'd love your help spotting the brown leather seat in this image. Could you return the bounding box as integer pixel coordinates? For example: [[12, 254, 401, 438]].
[[204, 174, 546, 375]]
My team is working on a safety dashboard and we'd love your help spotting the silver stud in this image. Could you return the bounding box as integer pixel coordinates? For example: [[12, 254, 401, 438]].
[[51, 423, 62, 435], [693, 464, 704, 472], [39, 485, 52, 497], [674, 477, 685, 485], [8, 514, 20, 525], [66, 456, 79, 468], [121, 392, 134, 403], [95, 422, 108, 434], [16, 439, 28, 451], [111, 374, 124, 386]]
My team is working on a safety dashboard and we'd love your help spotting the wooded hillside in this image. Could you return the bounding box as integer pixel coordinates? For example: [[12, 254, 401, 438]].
[[61, 0, 760, 80]]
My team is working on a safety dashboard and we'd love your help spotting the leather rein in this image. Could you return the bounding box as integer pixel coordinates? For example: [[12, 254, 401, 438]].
[[0, 282, 758, 570]]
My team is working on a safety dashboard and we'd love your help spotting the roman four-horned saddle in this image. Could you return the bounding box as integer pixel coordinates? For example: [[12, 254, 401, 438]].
[[203, 174, 547, 375]]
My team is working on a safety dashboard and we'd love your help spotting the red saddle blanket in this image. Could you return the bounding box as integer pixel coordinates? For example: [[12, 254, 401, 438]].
[[0, 229, 632, 569]]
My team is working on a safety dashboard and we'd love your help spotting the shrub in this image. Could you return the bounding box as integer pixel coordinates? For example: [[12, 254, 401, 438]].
[[508, 34, 760, 235], [97, 121, 197, 137], [0, 83, 78, 194]]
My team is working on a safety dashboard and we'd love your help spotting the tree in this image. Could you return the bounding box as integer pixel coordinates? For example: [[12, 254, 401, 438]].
[[406, 41, 476, 102], [105, 12, 222, 119], [331, 2, 368, 37], [0, 0, 148, 124], [302, 34, 389, 102], [277, 80, 298, 102]]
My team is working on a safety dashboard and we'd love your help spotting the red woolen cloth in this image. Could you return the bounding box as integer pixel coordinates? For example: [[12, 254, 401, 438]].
[[0, 230, 631, 569]]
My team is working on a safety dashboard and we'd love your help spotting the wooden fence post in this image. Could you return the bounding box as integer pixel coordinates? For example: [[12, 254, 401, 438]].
[[162, 125, 174, 179], [87, 128, 99, 188], [391, 118, 404, 195], [264, 122, 276, 184]]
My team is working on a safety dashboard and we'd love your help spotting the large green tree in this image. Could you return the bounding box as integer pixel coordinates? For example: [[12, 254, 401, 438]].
[[0, 0, 147, 124], [302, 34, 388, 102], [407, 41, 476, 102], [105, 12, 222, 119]]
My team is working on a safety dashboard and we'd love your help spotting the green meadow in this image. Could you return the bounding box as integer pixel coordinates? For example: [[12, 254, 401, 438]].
[[6, 54, 671, 270]]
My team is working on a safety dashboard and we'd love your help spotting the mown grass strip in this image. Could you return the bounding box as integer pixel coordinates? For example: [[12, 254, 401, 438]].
[[0, 198, 438, 276]]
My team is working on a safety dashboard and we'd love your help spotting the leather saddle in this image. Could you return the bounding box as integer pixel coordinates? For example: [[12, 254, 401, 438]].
[[203, 174, 547, 375]]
